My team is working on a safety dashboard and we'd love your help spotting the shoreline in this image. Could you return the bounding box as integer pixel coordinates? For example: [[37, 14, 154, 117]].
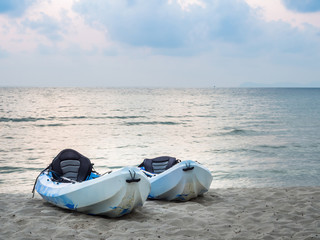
[[1, 187, 320, 239]]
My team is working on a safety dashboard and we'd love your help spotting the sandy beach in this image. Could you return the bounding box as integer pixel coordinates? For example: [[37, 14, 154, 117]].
[[1, 188, 319, 240]]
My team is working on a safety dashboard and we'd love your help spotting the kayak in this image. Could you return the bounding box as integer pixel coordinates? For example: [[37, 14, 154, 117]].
[[33, 149, 150, 217], [139, 156, 213, 201]]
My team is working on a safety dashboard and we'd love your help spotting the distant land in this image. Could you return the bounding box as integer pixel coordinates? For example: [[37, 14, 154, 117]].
[[239, 81, 320, 88]]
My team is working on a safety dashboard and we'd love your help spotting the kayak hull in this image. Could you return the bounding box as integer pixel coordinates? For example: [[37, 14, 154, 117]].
[[35, 166, 151, 217], [146, 160, 213, 201]]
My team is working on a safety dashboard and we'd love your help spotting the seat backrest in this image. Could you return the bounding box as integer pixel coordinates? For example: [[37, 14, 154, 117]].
[[49, 149, 92, 182], [139, 156, 179, 174]]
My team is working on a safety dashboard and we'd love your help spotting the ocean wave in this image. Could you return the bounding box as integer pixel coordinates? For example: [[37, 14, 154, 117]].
[[163, 115, 216, 118], [215, 169, 288, 181], [124, 121, 181, 126], [227, 129, 248, 135], [211, 148, 264, 154], [0, 166, 43, 174], [35, 123, 65, 127], [216, 128, 259, 136], [0, 115, 146, 123], [0, 117, 47, 122], [257, 145, 287, 149], [104, 116, 144, 119]]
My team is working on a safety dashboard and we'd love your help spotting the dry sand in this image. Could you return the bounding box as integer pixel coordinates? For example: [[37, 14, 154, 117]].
[[1, 188, 320, 240]]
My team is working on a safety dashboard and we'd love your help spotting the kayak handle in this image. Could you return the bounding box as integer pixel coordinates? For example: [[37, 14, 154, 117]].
[[126, 170, 141, 183], [183, 166, 194, 171], [126, 178, 141, 183], [183, 161, 194, 171]]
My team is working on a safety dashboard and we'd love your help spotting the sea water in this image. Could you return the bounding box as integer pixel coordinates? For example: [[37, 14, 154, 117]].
[[0, 88, 319, 193]]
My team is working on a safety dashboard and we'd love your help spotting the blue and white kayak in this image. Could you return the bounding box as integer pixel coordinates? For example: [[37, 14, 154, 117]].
[[33, 149, 150, 217], [139, 157, 213, 201], [35, 166, 150, 217]]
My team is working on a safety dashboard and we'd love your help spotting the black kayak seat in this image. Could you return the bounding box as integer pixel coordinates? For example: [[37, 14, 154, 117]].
[[139, 156, 179, 174], [49, 149, 92, 182]]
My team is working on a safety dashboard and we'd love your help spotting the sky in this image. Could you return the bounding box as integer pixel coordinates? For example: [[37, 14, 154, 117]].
[[0, 0, 319, 88]]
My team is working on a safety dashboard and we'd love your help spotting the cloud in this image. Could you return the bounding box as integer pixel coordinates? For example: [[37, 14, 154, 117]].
[[73, 0, 258, 49], [0, 0, 36, 17], [73, 0, 189, 48], [282, 0, 320, 13], [1, 0, 320, 88], [73, 0, 320, 58], [23, 13, 66, 41]]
